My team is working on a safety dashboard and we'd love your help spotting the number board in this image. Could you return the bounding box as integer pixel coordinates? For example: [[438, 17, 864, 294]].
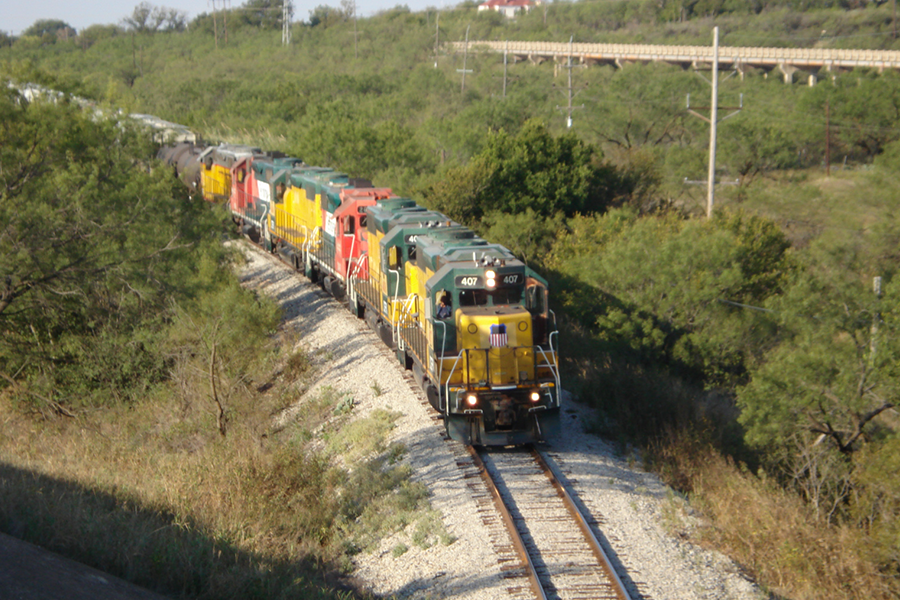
[[455, 275, 483, 289], [497, 273, 522, 286], [404, 234, 419, 244]]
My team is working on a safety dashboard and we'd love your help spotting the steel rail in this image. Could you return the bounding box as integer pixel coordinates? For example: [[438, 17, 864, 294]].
[[529, 446, 633, 600], [467, 446, 548, 600]]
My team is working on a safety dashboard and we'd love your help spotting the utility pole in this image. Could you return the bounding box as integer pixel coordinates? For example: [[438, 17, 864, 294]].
[[433, 12, 440, 67], [457, 25, 473, 93], [555, 36, 584, 128], [686, 26, 742, 219], [282, 0, 293, 46], [503, 39, 509, 98], [872, 275, 882, 359], [707, 26, 719, 219], [210, 0, 218, 50], [222, 0, 228, 45], [825, 99, 831, 177], [352, 0, 359, 59]]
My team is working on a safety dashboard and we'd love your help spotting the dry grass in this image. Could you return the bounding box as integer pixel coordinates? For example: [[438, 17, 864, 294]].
[[0, 348, 430, 599], [653, 434, 898, 600]]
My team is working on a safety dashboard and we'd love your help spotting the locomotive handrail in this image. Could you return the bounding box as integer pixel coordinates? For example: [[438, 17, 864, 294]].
[[535, 344, 561, 399], [388, 268, 402, 340], [344, 233, 356, 280], [305, 226, 322, 253], [432, 317, 448, 409], [444, 352, 466, 415], [347, 252, 369, 306], [303, 227, 321, 275], [442, 344, 561, 414], [262, 204, 271, 247], [394, 294, 418, 352]]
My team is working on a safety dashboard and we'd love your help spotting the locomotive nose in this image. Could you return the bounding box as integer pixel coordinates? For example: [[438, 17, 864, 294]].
[[456, 305, 532, 351]]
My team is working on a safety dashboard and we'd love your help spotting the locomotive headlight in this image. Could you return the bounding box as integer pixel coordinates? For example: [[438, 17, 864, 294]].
[[485, 269, 496, 279], [466, 394, 478, 407], [530, 391, 541, 402], [485, 269, 496, 288]]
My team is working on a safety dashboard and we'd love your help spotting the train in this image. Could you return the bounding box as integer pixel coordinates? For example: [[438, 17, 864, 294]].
[[158, 142, 561, 446]]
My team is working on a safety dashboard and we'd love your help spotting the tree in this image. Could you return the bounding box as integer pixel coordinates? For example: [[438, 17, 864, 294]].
[[22, 19, 74, 38], [308, 4, 348, 28], [122, 3, 187, 32], [719, 114, 803, 189], [737, 243, 899, 519], [800, 72, 900, 162], [0, 85, 216, 411], [241, 0, 287, 28], [549, 209, 789, 384], [424, 119, 621, 224], [481, 209, 565, 268], [583, 62, 703, 151], [167, 277, 280, 437]]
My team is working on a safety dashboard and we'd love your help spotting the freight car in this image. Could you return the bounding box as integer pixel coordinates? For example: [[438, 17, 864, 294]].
[[163, 143, 561, 446]]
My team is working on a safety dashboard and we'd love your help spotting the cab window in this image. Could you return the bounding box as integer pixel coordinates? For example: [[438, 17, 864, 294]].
[[491, 287, 523, 305], [526, 284, 545, 314], [459, 289, 488, 306]]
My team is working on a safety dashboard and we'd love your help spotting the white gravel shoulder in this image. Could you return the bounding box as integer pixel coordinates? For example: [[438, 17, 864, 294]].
[[233, 241, 767, 600]]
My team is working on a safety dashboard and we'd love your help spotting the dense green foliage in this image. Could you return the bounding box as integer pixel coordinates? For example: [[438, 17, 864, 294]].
[[0, 85, 263, 415], [424, 119, 623, 223], [5, 0, 900, 596]]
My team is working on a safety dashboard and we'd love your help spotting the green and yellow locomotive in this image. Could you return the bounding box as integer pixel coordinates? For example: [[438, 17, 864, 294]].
[[351, 199, 561, 446]]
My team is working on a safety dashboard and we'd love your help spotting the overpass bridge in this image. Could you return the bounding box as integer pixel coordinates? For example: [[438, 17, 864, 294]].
[[447, 40, 900, 84]]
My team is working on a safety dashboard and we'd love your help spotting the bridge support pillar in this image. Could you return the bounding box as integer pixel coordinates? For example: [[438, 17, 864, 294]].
[[778, 63, 798, 84], [778, 63, 817, 85], [825, 62, 844, 83]]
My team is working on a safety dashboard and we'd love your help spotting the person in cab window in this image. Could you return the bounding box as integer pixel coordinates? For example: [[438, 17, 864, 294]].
[[437, 295, 452, 320]]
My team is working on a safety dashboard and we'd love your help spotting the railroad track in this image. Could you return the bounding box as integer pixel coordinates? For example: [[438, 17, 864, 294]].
[[469, 446, 634, 600], [242, 238, 636, 600], [363, 310, 638, 599], [394, 362, 635, 600]]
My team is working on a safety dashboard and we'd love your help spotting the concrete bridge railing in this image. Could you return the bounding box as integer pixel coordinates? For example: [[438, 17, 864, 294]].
[[447, 40, 900, 75]]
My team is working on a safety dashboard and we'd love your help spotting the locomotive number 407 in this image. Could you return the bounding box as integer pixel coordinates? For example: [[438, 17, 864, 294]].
[[455, 275, 483, 288]]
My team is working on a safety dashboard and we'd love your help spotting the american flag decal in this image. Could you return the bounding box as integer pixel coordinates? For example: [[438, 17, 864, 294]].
[[490, 324, 508, 347]]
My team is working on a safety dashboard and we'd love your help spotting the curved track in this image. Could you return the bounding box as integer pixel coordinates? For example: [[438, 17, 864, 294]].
[[243, 237, 635, 600]]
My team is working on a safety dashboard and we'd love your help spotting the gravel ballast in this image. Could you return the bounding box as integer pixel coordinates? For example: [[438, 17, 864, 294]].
[[235, 241, 766, 600]]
